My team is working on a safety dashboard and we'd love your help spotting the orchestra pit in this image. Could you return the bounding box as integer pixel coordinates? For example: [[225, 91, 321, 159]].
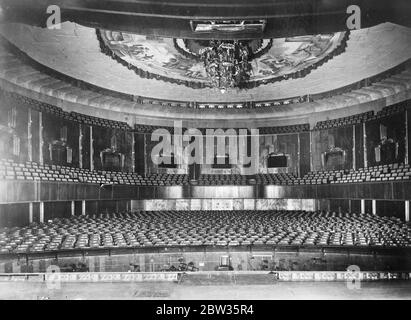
[[0, 0, 411, 300]]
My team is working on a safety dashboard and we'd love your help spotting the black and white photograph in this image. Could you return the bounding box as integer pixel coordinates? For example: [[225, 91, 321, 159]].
[[0, 0, 410, 305]]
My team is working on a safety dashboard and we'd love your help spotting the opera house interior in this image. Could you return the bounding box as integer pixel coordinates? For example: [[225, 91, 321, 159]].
[[0, 0, 410, 299]]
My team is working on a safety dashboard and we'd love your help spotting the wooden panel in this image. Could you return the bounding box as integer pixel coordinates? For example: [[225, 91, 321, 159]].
[[403, 181, 411, 200], [365, 200, 372, 214], [2, 180, 411, 204], [44, 201, 71, 221], [40, 182, 58, 201], [299, 132, 311, 177], [366, 113, 406, 167], [376, 200, 405, 220], [330, 199, 350, 212], [351, 199, 361, 213], [82, 125, 90, 170], [99, 185, 113, 200], [354, 123, 364, 169], [0, 203, 29, 227], [134, 133, 146, 175], [112, 185, 134, 199]]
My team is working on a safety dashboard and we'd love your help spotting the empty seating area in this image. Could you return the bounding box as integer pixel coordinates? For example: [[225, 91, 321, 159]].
[[145, 174, 189, 186], [373, 103, 406, 119], [255, 173, 297, 185], [110, 173, 189, 186], [134, 124, 165, 134], [0, 210, 409, 254], [70, 112, 130, 130], [313, 100, 408, 131], [299, 163, 411, 185], [4, 90, 131, 130], [2, 158, 411, 186], [333, 163, 411, 184], [314, 111, 374, 130], [0, 159, 194, 186], [197, 174, 248, 186], [259, 124, 310, 134], [0, 159, 112, 184]]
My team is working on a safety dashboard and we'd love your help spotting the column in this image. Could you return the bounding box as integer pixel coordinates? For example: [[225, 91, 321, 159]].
[[144, 133, 148, 176], [363, 122, 367, 168], [315, 200, 322, 212], [29, 202, 33, 223], [309, 130, 313, 172], [131, 132, 136, 173], [71, 201, 75, 216], [39, 202, 44, 223], [89, 126, 94, 171], [297, 133, 301, 177], [82, 200, 86, 216], [39, 112, 44, 165], [405, 201, 410, 223], [352, 125, 356, 170], [372, 200, 377, 215], [405, 109, 409, 166], [79, 124, 83, 169], [28, 108, 33, 162], [360, 199, 365, 214]]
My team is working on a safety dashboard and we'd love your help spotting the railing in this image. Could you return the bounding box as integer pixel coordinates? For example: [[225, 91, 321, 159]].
[[1, 244, 410, 262], [0, 271, 409, 283]]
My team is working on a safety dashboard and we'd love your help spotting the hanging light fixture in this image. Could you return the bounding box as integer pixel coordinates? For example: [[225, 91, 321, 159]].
[[200, 40, 252, 92]]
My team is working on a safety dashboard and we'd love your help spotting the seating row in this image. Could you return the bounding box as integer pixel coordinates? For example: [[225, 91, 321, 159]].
[[0, 210, 409, 254]]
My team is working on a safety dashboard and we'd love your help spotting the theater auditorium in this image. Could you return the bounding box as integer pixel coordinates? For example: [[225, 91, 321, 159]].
[[0, 0, 411, 299]]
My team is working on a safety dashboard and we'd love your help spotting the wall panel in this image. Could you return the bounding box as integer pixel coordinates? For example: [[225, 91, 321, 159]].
[[299, 132, 311, 176], [311, 126, 354, 171], [376, 200, 405, 220], [0, 203, 29, 227], [366, 113, 406, 167], [259, 133, 299, 174], [1, 181, 411, 204], [354, 123, 364, 169], [43, 201, 71, 221], [350, 199, 361, 213]]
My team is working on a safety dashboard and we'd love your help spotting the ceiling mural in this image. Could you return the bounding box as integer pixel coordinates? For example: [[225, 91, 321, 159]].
[[97, 30, 349, 89]]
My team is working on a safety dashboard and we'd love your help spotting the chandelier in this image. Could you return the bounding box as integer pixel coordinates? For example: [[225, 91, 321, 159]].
[[200, 41, 252, 91]]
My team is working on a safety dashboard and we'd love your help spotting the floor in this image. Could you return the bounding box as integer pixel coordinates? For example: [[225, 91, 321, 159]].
[[0, 280, 410, 300]]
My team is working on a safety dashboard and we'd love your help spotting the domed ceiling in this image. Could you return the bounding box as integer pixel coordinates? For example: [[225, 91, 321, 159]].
[[0, 22, 411, 103], [97, 30, 347, 89]]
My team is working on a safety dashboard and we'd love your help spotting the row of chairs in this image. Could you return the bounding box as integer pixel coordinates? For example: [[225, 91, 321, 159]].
[[4, 90, 131, 130], [3, 158, 411, 186], [0, 160, 112, 184], [313, 99, 408, 131], [314, 111, 374, 130], [0, 210, 409, 254], [374, 104, 406, 119], [197, 174, 248, 186], [300, 163, 411, 185], [255, 173, 297, 185], [259, 124, 310, 134]]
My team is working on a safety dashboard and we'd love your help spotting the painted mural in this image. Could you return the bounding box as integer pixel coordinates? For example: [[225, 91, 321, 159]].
[[98, 30, 348, 88]]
